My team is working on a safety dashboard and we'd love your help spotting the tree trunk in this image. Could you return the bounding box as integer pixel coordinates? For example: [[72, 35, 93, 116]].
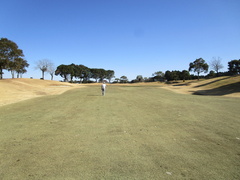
[[42, 70, 44, 80], [0, 68, 3, 79], [11, 70, 15, 78]]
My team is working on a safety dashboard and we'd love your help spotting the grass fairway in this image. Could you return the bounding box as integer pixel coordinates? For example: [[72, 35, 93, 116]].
[[0, 85, 239, 179]]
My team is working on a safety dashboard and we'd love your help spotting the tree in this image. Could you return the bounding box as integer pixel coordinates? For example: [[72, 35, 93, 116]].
[[114, 78, 120, 83], [106, 70, 115, 83], [206, 70, 216, 78], [152, 71, 164, 81], [35, 59, 53, 80], [98, 69, 107, 82], [180, 70, 190, 82], [75, 64, 90, 82], [15, 58, 29, 78], [90, 68, 106, 82], [189, 58, 209, 80], [0, 38, 25, 79], [47, 62, 55, 80], [210, 57, 223, 76], [171, 71, 180, 81], [120, 76, 128, 83], [55, 64, 70, 82], [228, 59, 240, 75], [67, 63, 76, 82], [136, 75, 143, 82], [165, 70, 171, 81], [91, 68, 101, 82]]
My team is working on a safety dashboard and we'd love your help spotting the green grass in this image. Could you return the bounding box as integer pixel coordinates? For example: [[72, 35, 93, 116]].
[[0, 85, 239, 179]]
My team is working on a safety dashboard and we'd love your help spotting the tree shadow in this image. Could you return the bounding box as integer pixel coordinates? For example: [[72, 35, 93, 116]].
[[192, 82, 240, 96], [194, 77, 231, 88], [173, 82, 192, 86], [87, 95, 101, 96]]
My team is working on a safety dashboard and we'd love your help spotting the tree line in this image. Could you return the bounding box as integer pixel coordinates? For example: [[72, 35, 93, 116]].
[[55, 64, 115, 83], [130, 57, 240, 83], [1, 37, 240, 82]]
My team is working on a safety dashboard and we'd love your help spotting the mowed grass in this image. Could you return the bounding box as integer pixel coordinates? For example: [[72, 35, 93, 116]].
[[0, 85, 239, 180]]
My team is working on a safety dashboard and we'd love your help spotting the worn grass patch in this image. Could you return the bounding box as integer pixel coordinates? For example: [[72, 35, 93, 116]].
[[0, 85, 239, 179]]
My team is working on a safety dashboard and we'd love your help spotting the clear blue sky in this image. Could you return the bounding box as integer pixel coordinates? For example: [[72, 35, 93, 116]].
[[1, 0, 240, 81]]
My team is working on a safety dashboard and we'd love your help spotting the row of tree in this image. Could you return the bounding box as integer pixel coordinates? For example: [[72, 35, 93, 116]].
[[55, 64, 115, 83], [131, 58, 240, 83], [0, 38, 29, 79], [1, 38, 240, 82]]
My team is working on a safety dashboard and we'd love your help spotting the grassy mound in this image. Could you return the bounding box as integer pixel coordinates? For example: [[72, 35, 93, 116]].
[[0, 78, 79, 106], [163, 76, 240, 97]]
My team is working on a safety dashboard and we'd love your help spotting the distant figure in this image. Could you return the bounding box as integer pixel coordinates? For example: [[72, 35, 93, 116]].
[[101, 82, 106, 96]]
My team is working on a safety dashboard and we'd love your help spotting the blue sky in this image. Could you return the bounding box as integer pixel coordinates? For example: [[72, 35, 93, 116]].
[[1, 0, 240, 81]]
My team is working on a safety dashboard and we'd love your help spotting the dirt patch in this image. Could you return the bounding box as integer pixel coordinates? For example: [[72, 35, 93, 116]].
[[0, 78, 82, 106]]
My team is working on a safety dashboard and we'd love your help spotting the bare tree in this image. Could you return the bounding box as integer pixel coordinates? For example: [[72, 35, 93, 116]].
[[35, 59, 53, 80], [47, 62, 55, 80], [210, 57, 224, 76]]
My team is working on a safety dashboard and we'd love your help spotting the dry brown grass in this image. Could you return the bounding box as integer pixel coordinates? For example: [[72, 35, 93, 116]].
[[0, 78, 81, 106], [161, 76, 240, 97]]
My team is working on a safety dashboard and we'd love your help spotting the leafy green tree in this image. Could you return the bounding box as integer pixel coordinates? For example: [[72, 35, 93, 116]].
[[165, 70, 171, 81], [15, 58, 29, 78], [75, 65, 89, 82], [90, 68, 106, 82], [0, 38, 25, 79], [206, 70, 216, 78], [152, 71, 164, 81], [171, 71, 180, 81], [228, 59, 240, 75], [90, 68, 101, 82], [106, 70, 115, 83], [55, 64, 70, 82], [8, 60, 17, 78], [189, 58, 209, 80], [67, 63, 76, 82], [120, 75, 128, 83], [98, 69, 107, 82], [136, 75, 143, 82], [180, 70, 190, 82], [114, 78, 120, 83]]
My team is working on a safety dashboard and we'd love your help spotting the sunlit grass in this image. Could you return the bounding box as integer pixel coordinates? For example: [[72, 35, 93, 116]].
[[0, 85, 239, 179]]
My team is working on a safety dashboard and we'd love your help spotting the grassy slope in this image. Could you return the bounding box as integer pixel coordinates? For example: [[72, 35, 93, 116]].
[[0, 78, 78, 106], [169, 76, 240, 96], [0, 85, 239, 179]]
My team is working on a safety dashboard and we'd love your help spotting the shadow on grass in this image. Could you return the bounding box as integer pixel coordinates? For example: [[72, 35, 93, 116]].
[[173, 82, 192, 86], [192, 82, 240, 96], [194, 77, 231, 88]]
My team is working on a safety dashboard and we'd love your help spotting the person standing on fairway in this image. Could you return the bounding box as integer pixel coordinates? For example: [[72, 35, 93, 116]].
[[101, 82, 106, 96]]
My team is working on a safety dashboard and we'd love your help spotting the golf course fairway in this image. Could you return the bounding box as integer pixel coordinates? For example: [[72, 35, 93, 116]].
[[0, 85, 239, 179]]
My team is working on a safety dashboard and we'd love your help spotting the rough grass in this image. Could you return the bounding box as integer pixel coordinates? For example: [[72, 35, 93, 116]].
[[0, 85, 239, 179], [168, 76, 240, 96]]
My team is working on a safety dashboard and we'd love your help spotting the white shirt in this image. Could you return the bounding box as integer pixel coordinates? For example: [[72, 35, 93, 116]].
[[101, 84, 106, 90]]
